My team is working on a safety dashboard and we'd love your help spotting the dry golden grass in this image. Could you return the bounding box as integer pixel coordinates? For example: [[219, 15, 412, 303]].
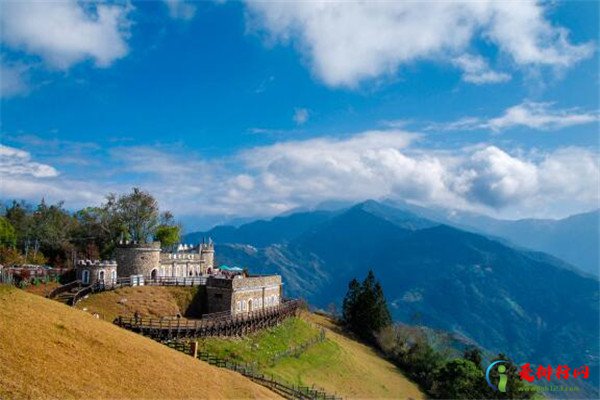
[[0, 285, 280, 400], [267, 311, 425, 400], [23, 281, 61, 297], [74, 286, 199, 322]]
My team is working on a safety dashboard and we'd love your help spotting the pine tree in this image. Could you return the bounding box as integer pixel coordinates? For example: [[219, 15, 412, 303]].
[[342, 278, 360, 325], [373, 281, 392, 330], [342, 270, 392, 342]]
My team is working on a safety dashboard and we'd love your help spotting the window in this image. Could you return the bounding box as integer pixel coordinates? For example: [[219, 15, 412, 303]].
[[82, 270, 90, 284], [236, 301, 241, 312]]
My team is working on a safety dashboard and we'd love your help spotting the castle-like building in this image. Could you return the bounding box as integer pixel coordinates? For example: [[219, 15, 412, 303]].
[[115, 241, 215, 280], [75, 241, 282, 316], [77, 241, 215, 285]]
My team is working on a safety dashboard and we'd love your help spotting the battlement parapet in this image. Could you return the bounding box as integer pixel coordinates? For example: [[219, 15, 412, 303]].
[[77, 259, 117, 268], [116, 241, 161, 250]]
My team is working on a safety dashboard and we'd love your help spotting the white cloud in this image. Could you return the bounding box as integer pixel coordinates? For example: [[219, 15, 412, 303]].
[[0, 1, 132, 70], [430, 101, 599, 132], [164, 0, 197, 21], [0, 145, 58, 178], [452, 55, 511, 84], [2, 132, 598, 222], [293, 108, 309, 125], [245, 1, 593, 88], [487, 102, 599, 131]]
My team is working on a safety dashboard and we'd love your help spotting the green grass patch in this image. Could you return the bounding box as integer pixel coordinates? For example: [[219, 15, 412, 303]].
[[197, 317, 321, 368], [263, 339, 342, 386]]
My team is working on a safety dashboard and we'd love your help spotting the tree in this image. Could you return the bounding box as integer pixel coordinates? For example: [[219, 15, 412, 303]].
[[342, 270, 392, 342], [29, 200, 76, 267], [154, 225, 181, 248], [115, 188, 159, 243], [464, 346, 483, 369], [432, 359, 484, 399], [0, 217, 16, 247], [3, 200, 33, 247], [342, 278, 360, 325], [0, 246, 25, 266]]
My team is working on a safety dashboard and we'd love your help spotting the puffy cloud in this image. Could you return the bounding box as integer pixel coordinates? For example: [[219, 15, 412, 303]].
[[430, 101, 599, 132], [245, 1, 593, 87], [2, 132, 598, 222], [293, 108, 309, 125], [460, 146, 539, 207], [0, 145, 58, 178], [0, 1, 132, 70]]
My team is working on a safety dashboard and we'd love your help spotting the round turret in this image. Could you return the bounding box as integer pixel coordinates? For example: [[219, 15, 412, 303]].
[[114, 242, 161, 277]]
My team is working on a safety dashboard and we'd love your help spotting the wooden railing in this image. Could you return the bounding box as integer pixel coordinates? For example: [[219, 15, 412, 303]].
[[141, 276, 207, 286], [46, 280, 81, 299], [114, 300, 303, 339], [268, 328, 326, 366], [49, 275, 208, 305], [163, 342, 342, 400]]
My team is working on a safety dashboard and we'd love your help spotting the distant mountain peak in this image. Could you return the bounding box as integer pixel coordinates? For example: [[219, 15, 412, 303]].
[[350, 199, 438, 231]]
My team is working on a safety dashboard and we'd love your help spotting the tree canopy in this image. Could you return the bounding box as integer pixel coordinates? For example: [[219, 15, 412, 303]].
[[342, 269, 392, 342], [0, 188, 179, 267]]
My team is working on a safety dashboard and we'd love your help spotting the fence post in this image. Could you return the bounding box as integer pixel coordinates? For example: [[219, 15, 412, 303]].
[[190, 340, 198, 358]]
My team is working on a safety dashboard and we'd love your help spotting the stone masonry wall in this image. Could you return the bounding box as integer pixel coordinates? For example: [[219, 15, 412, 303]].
[[205, 277, 233, 314], [114, 243, 161, 277], [231, 275, 282, 315]]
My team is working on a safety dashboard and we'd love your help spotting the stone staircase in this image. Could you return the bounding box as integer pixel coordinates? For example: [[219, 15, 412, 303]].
[[54, 287, 80, 305], [47, 280, 83, 305]]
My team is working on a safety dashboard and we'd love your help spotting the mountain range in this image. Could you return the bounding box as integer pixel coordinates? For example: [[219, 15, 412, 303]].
[[184, 200, 599, 381]]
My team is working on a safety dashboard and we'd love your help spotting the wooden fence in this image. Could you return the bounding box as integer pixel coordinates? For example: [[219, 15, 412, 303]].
[[47, 280, 81, 299], [268, 328, 326, 366], [163, 341, 342, 400], [114, 300, 302, 339]]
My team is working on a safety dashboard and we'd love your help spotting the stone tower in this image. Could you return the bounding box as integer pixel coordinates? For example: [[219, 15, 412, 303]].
[[200, 242, 215, 270], [114, 242, 161, 277]]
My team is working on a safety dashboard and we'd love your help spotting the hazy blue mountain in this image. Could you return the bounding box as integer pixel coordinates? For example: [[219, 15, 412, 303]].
[[189, 200, 599, 375], [379, 200, 599, 276], [184, 209, 337, 247], [441, 209, 600, 277]]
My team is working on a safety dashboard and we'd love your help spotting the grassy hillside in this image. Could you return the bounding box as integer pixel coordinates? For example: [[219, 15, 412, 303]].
[[74, 285, 203, 322], [198, 311, 424, 399], [0, 285, 279, 399]]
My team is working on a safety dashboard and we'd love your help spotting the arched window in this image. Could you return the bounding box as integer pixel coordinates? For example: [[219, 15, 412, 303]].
[[82, 269, 90, 284], [151, 269, 157, 280]]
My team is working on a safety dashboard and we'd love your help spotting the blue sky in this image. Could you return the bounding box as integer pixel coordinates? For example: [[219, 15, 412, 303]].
[[1, 0, 599, 230]]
